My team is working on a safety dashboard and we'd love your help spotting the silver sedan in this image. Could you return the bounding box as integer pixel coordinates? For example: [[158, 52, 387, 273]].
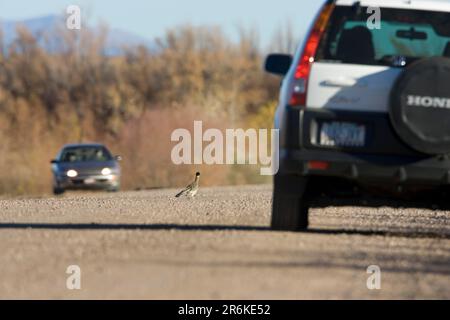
[[51, 143, 121, 195]]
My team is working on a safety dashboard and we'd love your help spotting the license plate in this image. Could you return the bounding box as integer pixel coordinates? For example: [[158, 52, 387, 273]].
[[84, 178, 96, 185], [319, 122, 366, 147]]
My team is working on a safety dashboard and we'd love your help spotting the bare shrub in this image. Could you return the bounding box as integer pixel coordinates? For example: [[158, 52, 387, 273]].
[[0, 21, 279, 195]]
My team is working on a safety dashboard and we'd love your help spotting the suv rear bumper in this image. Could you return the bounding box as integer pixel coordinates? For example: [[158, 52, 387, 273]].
[[280, 149, 450, 186], [279, 107, 450, 186]]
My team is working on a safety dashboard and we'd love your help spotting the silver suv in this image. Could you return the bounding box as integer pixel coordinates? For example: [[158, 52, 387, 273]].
[[265, 0, 450, 231]]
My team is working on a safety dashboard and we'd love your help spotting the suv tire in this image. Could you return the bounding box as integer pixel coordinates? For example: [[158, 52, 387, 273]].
[[271, 174, 310, 232]]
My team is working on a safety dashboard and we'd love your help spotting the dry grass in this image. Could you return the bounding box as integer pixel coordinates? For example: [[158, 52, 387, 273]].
[[0, 23, 281, 195]]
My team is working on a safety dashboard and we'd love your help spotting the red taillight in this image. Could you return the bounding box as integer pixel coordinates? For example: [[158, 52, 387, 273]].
[[307, 161, 330, 171], [289, 3, 335, 107]]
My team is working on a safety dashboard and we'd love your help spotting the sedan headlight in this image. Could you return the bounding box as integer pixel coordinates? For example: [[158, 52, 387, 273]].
[[67, 170, 78, 178], [101, 168, 112, 176]]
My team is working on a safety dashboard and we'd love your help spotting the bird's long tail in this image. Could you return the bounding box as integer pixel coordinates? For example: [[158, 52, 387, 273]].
[[175, 189, 186, 198]]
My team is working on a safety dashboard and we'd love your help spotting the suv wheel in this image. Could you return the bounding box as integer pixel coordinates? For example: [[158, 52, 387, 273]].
[[271, 174, 310, 232]]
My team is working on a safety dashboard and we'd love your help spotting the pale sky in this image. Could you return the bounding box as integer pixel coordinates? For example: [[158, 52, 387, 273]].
[[0, 0, 324, 48]]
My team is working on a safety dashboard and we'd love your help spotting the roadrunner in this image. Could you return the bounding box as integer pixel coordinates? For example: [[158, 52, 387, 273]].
[[175, 172, 200, 198]]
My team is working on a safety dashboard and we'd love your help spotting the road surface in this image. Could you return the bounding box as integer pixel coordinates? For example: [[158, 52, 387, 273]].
[[0, 185, 449, 299]]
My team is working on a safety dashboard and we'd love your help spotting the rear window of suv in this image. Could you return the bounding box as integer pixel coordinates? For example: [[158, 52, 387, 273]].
[[316, 6, 450, 67]]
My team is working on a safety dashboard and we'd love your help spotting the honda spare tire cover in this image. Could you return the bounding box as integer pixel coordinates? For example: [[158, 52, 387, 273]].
[[390, 57, 450, 155]]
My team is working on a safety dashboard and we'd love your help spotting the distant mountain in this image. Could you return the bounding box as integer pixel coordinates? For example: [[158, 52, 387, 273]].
[[0, 15, 155, 55]]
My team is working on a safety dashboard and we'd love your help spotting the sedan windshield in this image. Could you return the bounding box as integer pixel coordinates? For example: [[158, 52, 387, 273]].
[[60, 146, 113, 163]]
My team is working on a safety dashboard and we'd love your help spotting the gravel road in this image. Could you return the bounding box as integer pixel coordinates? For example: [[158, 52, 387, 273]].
[[0, 185, 449, 299]]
